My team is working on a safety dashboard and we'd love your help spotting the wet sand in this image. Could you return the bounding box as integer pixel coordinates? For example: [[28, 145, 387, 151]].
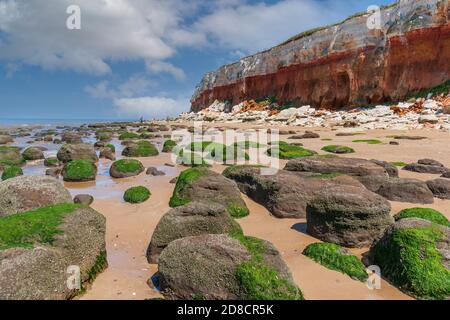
[[10, 125, 448, 300]]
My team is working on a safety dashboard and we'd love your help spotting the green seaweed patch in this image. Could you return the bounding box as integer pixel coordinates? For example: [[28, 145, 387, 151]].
[[371, 226, 450, 300], [176, 150, 208, 167], [162, 140, 177, 153], [124, 186, 151, 204], [63, 160, 97, 182], [123, 141, 159, 157], [321, 138, 333, 141], [209, 145, 250, 163], [233, 141, 264, 149], [303, 243, 368, 282], [352, 139, 382, 145], [394, 208, 450, 227], [105, 144, 116, 152], [227, 203, 249, 219], [0, 203, 82, 250], [113, 159, 143, 173], [391, 161, 407, 168], [232, 234, 304, 300], [1, 166, 23, 181], [321, 145, 355, 154], [309, 172, 343, 179], [119, 132, 139, 140], [169, 167, 208, 207], [267, 143, 316, 159], [189, 141, 225, 153]]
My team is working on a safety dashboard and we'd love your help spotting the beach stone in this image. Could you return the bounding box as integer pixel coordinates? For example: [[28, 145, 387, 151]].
[[306, 185, 393, 248], [99, 147, 115, 161], [403, 163, 447, 174], [57, 143, 98, 164], [158, 234, 294, 300], [61, 132, 82, 144], [223, 165, 364, 218], [442, 170, 450, 178], [289, 131, 320, 139], [370, 160, 399, 177], [46, 167, 62, 178], [370, 218, 450, 300], [284, 156, 388, 177], [0, 176, 72, 217], [418, 159, 444, 167], [426, 179, 450, 200], [0, 146, 24, 169], [418, 114, 439, 124], [22, 147, 44, 161], [0, 206, 106, 300], [376, 178, 434, 204], [44, 157, 60, 167], [0, 135, 13, 144], [146, 202, 242, 263], [109, 159, 144, 179], [389, 141, 399, 145], [172, 167, 248, 218], [146, 167, 165, 176], [393, 135, 427, 140], [74, 194, 94, 206]]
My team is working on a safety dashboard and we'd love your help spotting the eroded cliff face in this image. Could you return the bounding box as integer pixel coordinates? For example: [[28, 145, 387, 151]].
[[191, 0, 450, 112]]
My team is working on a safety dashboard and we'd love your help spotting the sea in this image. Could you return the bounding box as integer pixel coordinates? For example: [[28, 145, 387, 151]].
[[0, 118, 136, 128]]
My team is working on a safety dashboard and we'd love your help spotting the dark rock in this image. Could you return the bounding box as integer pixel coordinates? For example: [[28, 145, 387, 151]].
[[99, 147, 115, 161], [370, 159, 398, 177], [403, 163, 447, 174], [417, 159, 444, 167], [289, 131, 320, 139], [426, 179, 450, 200], [61, 132, 82, 144], [74, 194, 94, 206], [45, 167, 62, 178], [389, 141, 399, 145], [146, 167, 165, 176], [306, 185, 393, 247], [377, 178, 434, 204], [146, 202, 242, 263], [22, 147, 44, 161], [393, 136, 427, 140]]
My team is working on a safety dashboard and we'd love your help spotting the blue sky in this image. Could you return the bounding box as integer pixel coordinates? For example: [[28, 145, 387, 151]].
[[0, 0, 392, 120]]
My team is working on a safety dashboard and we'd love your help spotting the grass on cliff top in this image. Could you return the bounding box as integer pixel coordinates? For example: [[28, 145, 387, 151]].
[[113, 159, 143, 173], [303, 243, 368, 282], [124, 186, 151, 204], [1, 166, 23, 181], [371, 226, 450, 300], [63, 160, 96, 181], [394, 208, 450, 227], [352, 139, 383, 145], [231, 233, 304, 300], [169, 167, 208, 208], [0, 203, 82, 251]]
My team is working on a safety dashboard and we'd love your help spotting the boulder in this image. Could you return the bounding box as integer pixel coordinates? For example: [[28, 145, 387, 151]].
[[376, 178, 434, 204], [289, 131, 320, 139], [46, 167, 62, 178], [0, 205, 106, 300], [442, 170, 450, 178], [426, 179, 450, 200], [146, 167, 165, 176], [61, 132, 82, 144], [158, 234, 297, 300], [109, 159, 144, 179], [146, 202, 242, 263], [74, 194, 94, 206], [0, 135, 13, 145], [0, 146, 25, 169], [403, 163, 447, 174], [170, 167, 248, 218], [99, 147, 115, 161], [370, 160, 398, 177], [62, 160, 97, 182], [44, 157, 60, 167], [306, 185, 393, 248], [418, 159, 444, 167], [370, 218, 450, 300], [223, 165, 365, 218], [57, 144, 98, 164], [0, 176, 72, 217], [284, 156, 388, 177], [22, 147, 44, 161]]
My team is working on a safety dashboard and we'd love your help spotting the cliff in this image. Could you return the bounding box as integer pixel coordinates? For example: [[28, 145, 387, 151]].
[[191, 0, 450, 112]]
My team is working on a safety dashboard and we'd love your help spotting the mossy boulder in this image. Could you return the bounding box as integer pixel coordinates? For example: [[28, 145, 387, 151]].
[[119, 132, 140, 140], [147, 202, 243, 263], [394, 208, 450, 227], [1, 166, 23, 181], [370, 218, 450, 300], [158, 234, 301, 300], [96, 131, 113, 141], [303, 243, 368, 282], [169, 167, 249, 218], [0, 204, 107, 300], [62, 160, 97, 182], [122, 141, 159, 157], [0, 176, 72, 217], [162, 140, 177, 153], [0, 135, 13, 145], [22, 147, 44, 161], [176, 150, 208, 167], [0, 146, 25, 168], [57, 143, 98, 164], [44, 157, 60, 167], [321, 145, 355, 154], [209, 145, 250, 163], [123, 186, 151, 204], [109, 159, 144, 178], [61, 132, 82, 144], [306, 185, 393, 248], [267, 142, 316, 159]]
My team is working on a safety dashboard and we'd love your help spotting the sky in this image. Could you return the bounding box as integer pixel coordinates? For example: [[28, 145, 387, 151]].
[[0, 0, 393, 120]]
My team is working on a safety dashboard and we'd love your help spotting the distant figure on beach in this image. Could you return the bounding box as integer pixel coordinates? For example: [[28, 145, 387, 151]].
[[140, 116, 144, 124]]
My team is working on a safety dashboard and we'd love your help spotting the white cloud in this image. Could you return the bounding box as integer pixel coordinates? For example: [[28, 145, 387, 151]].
[[114, 96, 189, 119], [84, 74, 153, 99], [146, 61, 186, 81]]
